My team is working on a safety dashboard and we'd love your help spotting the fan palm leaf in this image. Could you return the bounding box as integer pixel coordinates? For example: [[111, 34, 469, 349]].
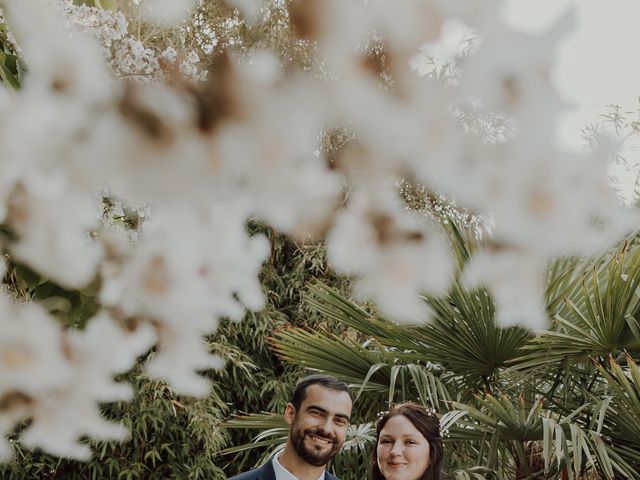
[[445, 394, 638, 480], [306, 282, 530, 393], [593, 356, 640, 474], [513, 242, 640, 377], [221, 223, 640, 479], [270, 325, 453, 411]]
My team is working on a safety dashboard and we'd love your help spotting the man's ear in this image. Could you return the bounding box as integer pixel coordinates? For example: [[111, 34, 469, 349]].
[[284, 403, 296, 425]]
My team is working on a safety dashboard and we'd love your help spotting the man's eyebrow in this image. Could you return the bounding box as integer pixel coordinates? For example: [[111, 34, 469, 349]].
[[305, 405, 351, 421], [305, 405, 328, 413]]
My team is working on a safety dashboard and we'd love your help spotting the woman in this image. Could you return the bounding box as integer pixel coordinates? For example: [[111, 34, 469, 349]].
[[371, 403, 443, 480]]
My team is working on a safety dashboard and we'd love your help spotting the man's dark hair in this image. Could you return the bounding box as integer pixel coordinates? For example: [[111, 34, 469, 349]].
[[290, 374, 352, 410]]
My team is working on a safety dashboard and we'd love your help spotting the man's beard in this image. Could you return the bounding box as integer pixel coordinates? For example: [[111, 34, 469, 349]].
[[290, 424, 341, 467]]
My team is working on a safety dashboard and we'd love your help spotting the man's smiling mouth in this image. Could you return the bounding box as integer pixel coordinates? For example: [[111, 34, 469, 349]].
[[307, 433, 333, 445]]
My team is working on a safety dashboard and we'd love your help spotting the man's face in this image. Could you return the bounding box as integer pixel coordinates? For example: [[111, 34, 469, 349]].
[[284, 384, 353, 467]]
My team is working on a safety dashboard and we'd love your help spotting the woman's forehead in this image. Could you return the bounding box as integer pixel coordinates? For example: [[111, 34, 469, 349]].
[[380, 414, 426, 437]]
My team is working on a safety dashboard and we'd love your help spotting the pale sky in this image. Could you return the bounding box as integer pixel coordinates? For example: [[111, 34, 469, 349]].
[[504, 0, 640, 149]]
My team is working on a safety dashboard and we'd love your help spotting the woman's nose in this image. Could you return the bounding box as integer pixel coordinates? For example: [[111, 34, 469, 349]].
[[390, 442, 403, 456]]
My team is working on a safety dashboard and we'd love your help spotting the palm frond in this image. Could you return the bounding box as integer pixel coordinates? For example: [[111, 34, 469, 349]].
[[270, 326, 453, 411], [511, 243, 640, 380], [307, 282, 531, 393], [594, 356, 640, 475], [446, 395, 636, 480]]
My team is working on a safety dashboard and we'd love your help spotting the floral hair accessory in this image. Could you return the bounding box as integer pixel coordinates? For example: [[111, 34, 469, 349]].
[[375, 403, 437, 421]]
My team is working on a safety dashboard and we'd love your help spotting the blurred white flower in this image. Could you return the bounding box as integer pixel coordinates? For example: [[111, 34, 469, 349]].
[[432, 0, 504, 28], [6, 0, 114, 104], [367, 0, 443, 53], [0, 293, 154, 460], [8, 174, 103, 289], [85, 81, 210, 205], [141, 0, 197, 26], [0, 296, 69, 398], [7, 175, 102, 288], [0, 0, 638, 460], [21, 313, 156, 460], [328, 188, 454, 324], [463, 247, 548, 330], [146, 322, 224, 396], [100, 205, 268, 393], [458, 142, 636, 257], [240, 49, 282, 84], [458, 9, 575, 130], [215, 80, 343, 237], [227, 0, 264, 24]]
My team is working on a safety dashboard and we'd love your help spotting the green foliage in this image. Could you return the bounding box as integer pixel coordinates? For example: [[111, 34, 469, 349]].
[[0, 369, 229, 480], [225, 225, 640, 480], [217, 223, 353, 476], [0, 217, 352, 478], [3, 261, 101, 328], [110, 0, 317, 76], [221, 413, 376, 480], [5, 1, 639, 478], [0, 15, 21, 89], [593, 356, 640, 472]]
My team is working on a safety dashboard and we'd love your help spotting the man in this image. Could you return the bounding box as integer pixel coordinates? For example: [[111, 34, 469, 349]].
[[230, 374, 353, 480]]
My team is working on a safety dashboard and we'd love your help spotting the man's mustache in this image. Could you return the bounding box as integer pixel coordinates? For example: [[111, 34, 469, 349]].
[[304, 428, 337, 444]]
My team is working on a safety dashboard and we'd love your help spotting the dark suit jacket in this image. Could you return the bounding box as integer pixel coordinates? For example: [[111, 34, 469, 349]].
[[228, 459, 340, 480]]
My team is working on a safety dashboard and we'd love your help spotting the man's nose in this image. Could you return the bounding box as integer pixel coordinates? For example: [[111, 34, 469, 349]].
[[317, 416, 334, 432]]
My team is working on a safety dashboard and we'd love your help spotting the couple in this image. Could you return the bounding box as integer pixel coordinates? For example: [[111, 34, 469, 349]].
[[231, 374, 443, 480]]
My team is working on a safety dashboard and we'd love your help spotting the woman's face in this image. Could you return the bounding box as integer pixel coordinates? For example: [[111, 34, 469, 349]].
[[376, 415, 431, 480]]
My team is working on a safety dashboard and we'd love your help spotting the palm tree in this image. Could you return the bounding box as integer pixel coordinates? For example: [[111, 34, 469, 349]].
[[221, 225, 640, 480]]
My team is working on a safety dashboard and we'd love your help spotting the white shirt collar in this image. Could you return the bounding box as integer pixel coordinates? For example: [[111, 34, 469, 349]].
[[272, 453, 325, 480]]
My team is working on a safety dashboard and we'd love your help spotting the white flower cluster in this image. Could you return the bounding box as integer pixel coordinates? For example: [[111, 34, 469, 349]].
[[0, 0, 634, 460], [0, 297, 156, 460], [53, 0, 206, 81]]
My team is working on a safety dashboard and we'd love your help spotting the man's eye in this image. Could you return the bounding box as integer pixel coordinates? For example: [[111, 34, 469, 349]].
[[380, 439, 392, 444]]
